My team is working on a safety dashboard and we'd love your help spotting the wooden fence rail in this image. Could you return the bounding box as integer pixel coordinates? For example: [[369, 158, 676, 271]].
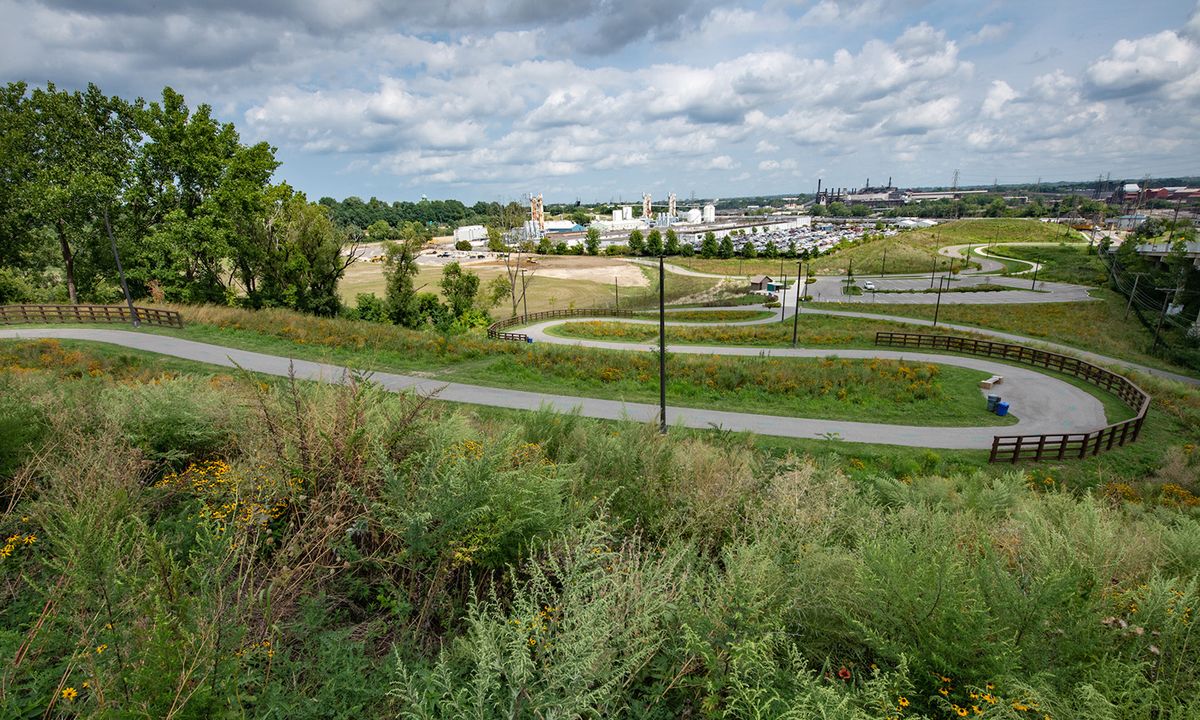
[[0, 304, 184, 328], [487, 308, 636, 341], [874, 332, 1150, 463]]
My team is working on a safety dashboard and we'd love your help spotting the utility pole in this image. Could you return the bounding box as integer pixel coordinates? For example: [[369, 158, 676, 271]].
[[780, 274, 787, 320], [1166, 197, 1183, 244], [614, 276, 619, 309], [930, 256, 937, 289], [658, 255, 667, 435], [792, 260, 802, 347], [1125, 272, 1144, 318], [520, 268, 529, 317], [1030, 257, 1040, 290], [103, 207, 139, 328], [1152, 288, 1173, 351], [933, 276, 950, 327]]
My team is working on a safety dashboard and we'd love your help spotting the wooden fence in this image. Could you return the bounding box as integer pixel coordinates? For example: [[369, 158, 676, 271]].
[[874, 331, 1150, 463], [487, 308, 636, 341], [0, 304, 184, 328]]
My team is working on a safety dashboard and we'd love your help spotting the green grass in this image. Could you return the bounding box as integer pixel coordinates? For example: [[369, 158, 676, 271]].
[[990, 243, 1110, 286], [873, 282, 1021, 295], [909, 218, 1085, 248], [547, 316, 921, 348], [444, 348, 1018, 427], [5, 335, 1193, 489], [6, 300, 1190, 472], [672, 220, 1084, 279], [808, 289, 1200, 378], [11, 307, 1010, 428], [672, 292, 766, 308], [639, 309, 775, 322]]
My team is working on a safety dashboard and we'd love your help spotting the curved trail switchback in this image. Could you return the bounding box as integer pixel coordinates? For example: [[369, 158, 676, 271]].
[[2, 326, 1109, 450]]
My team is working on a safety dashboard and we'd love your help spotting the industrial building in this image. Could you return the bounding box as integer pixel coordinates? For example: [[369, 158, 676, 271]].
[[453, 224, 487, 243]]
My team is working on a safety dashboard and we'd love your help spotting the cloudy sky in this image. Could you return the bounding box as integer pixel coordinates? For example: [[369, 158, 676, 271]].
[[3, 0, 1199, 203]]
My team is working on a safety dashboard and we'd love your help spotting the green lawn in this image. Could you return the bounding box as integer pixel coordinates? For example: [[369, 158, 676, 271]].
[[641, 309, 776, 322], [990, 243, 1110, 286], [672, 219, 1084, 278], [808, 289, 1199, 378], [443, 350, 1018, 427]]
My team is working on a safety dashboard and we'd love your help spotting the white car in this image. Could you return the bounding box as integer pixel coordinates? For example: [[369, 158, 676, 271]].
[[863, 281, 876, 291]]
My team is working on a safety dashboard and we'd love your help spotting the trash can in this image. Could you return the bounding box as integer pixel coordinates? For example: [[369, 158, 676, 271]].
[[995, 401, 1010, 417], [525, 336, 534, 344], [986, 394, 1000, 412]]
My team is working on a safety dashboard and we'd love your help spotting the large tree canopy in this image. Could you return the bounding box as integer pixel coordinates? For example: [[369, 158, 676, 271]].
[[0, 82, 356, 315]]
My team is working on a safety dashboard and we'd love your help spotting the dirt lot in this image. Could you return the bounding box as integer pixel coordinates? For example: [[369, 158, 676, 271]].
[[339, 255, 722, 314], [467, 255, 649, 288]]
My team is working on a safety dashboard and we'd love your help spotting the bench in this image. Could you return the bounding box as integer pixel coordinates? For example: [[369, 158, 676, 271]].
[[979, 375, 1004, 390]]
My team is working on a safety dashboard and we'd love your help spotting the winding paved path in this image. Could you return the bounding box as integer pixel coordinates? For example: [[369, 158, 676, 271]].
[[1, 326, 1107, 450]]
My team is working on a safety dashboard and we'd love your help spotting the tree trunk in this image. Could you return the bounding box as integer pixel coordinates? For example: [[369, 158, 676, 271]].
[[56, 219, 78, 304]]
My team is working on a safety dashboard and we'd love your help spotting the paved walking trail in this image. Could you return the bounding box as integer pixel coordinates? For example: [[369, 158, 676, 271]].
[[0, 326, 1107, 450]]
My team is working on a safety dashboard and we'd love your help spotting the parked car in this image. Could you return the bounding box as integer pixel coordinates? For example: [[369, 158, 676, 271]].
[[863, 281, 876, 291]]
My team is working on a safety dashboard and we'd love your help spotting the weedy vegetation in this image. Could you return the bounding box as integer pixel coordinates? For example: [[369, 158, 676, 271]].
[[2, 338, 1199, 718]]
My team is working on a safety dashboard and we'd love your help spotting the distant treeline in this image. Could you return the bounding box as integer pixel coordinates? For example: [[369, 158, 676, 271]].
[[317, 196, 527, 233]]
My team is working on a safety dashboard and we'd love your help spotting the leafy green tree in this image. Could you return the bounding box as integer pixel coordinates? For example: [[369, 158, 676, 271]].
[[554, 241, 569, 255], [665, 229, 680, 256], [537, 235, 553, 255], [383, 236, 420, 326], [718, 236, 735, 259], [740, 240, 757, 259], [440, 261, 480, 318], [487, 226, 507, 253], [762, 240, 778, 258], [410, 291, 451, 328], [628, 230, 645, 255], [786, 240, 798, 258], [353, 293, 388, 323], [585, 226, 601, 255], [367, 220, 396, 240], [455, 240, 472, 251], [679, 242, 694, 257], [646, 229, 663, 256], [700, 232, 718, 258], [250, 192, 351, 316], [484, 276, 511, 309], [133, 87, 278, 303], [5, 82, 140, 303]]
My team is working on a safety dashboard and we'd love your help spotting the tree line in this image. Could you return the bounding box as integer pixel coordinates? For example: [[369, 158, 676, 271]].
[[0, 82, 355, 315]]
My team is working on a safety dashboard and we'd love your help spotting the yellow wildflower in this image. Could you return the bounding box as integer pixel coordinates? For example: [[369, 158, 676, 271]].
[[61, 687, 78, 701]]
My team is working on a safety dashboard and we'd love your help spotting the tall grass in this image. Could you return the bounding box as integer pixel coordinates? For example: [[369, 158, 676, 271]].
[[2, 339, 1200, 718]]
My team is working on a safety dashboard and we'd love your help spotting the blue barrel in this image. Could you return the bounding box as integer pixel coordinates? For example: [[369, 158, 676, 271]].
[[525, 336, 534, 344], [986, 394, 1000, 412], [995, 401, 1010, 417]]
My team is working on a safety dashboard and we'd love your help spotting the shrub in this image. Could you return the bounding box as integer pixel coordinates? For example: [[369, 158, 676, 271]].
[[103, 376, 241, 468]]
